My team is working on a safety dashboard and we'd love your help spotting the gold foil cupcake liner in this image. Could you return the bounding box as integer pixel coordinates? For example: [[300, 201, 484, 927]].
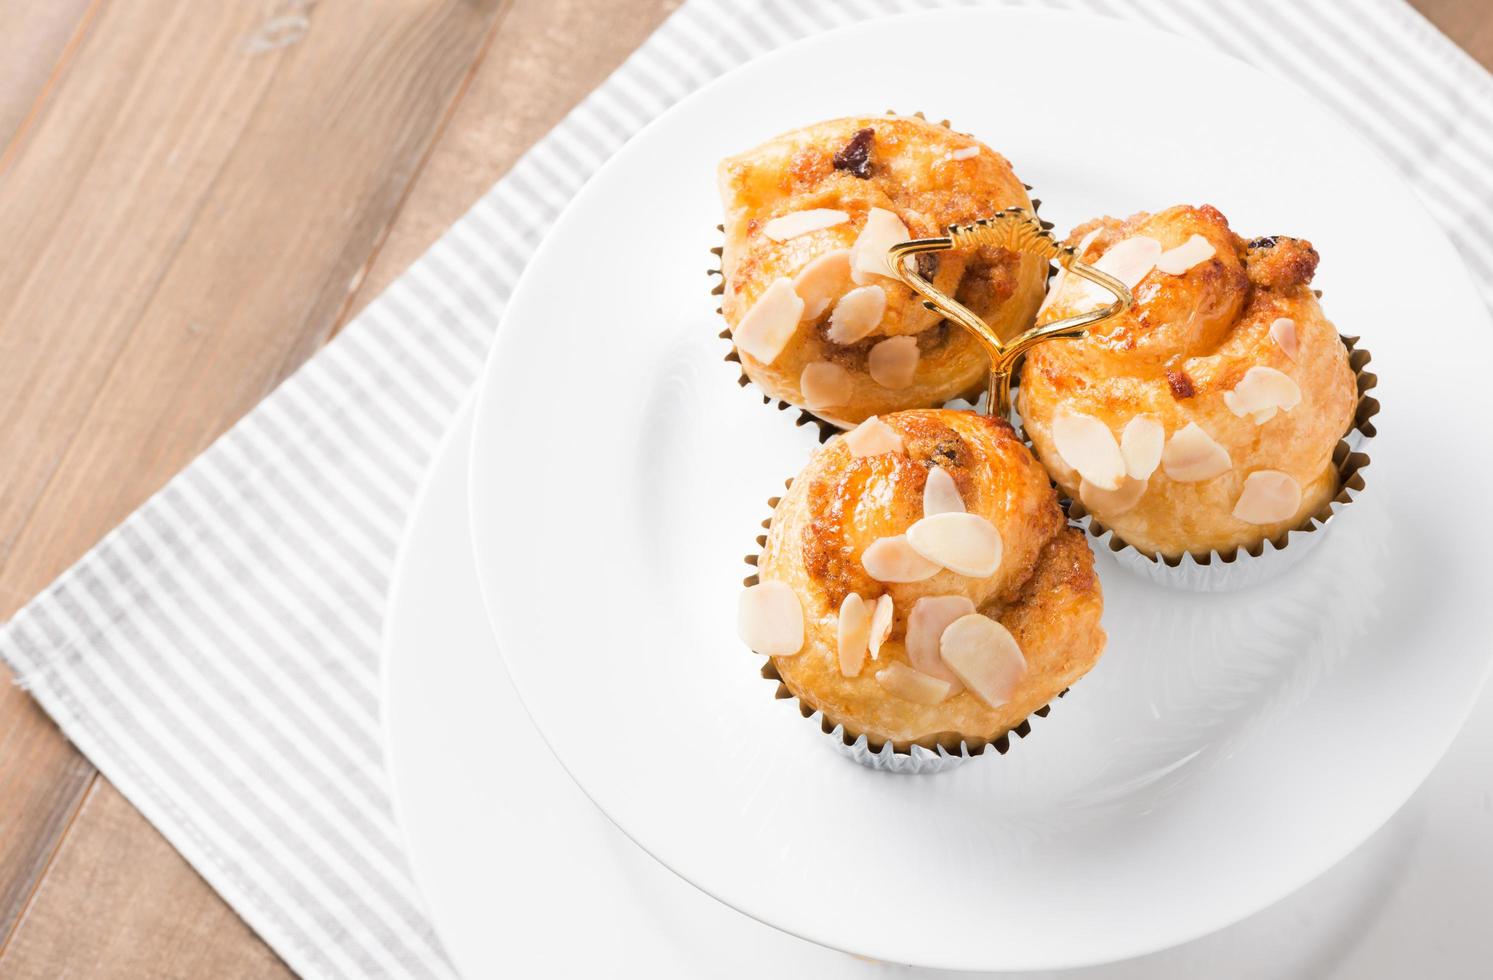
[[710, 112, 1059, 437], [1056, 335, 1379, 593], [744, 481, 1066, 774]]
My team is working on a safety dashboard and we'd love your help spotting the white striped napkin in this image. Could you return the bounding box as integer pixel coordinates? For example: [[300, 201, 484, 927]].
[[2, 1, 1489, 977]]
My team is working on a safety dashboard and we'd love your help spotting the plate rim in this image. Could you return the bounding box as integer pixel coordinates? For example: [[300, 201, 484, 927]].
[[379, 396, 477, 977]]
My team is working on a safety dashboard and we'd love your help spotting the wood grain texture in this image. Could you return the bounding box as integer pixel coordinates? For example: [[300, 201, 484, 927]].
[[0, 781, 290, 979], [0, 0, 496, 586], [0, 0, 1485, 976], [0, 0, 97, 157], [0, 686, 94, 946], [1414, 0, 1493, 69], [344, 0, 683, 316], [0, 0, 504, 972]]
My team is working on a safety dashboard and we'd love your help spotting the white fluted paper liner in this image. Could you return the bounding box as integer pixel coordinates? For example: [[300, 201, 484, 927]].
[[832, 725, 969, 774]]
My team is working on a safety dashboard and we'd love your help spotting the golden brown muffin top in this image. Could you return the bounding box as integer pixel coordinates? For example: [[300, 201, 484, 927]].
[[716, 115, 1047, 423], [718, 115, 1033, 327], [752, 410, 1106, 748], [1019, 205, 1357, 558]]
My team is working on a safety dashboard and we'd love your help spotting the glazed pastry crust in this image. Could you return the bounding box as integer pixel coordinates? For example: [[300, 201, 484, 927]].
[[1018, 205, 1357, 559], [759, 410, 1105, 749], [718, 115, 1046, 423]]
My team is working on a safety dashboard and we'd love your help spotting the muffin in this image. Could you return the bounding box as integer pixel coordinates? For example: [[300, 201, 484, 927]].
[[717, 114, 1048, 425], [736, 410, 1106, 758], [1018, 205, 1358, 562]]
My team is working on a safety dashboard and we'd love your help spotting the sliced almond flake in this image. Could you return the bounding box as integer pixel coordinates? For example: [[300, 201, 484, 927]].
[[1094, 235, 1163, 289], [875, 661, 952, 705], [1161, 422, 1232, 482], [1073, 228, 1105, 262], [1052, 412, 1126, 491], [1038, 227, 1102, 316], [867, 335, 919, 388], [850, 207, 910, 285], [762, 208, 850, 242], [906, 596, 974, 694], [1222, 366, 1302, 424], [907, 512, 1003, 578], [868, 594, 894, 660], [1232, 470, 1302, 524], [1155, 234, 1217, 275], [1080, 475, 1147, 517], [1270, 317, 1300, 362], [837, 593, 872, 677], [793, 249, 853, 320], [922, 466, 965, 517], [843, 415, 904, 457], [800, 361, 853, 410], [949, 146, 980, 161], [736, 581, 803, 656], [733, 278, 804, 365], [1120, 415, 1165, 480], [939, 614, 1026, 709], [861, 534, 942, 583], [826, 284, 887, 344]]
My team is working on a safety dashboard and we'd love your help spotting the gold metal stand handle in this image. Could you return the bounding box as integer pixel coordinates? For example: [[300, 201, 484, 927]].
[[885, 208, 1132, 418]]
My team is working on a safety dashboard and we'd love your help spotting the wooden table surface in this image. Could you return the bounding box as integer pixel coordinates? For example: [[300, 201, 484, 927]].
[[0, 1, 1485, 975]]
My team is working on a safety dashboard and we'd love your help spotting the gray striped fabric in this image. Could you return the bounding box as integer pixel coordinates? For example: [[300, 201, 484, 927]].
[[1, 1, 1488, 977]]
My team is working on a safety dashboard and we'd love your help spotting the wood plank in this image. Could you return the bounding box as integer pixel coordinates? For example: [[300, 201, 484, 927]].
[[0, 689, 95, 946], [1413, 0, 1493, 70], [0, 0, 97, 157], [0, 0, 497, 580], [0, 3, 292, 571], [344, 0, 683, 316], [0, 780, 292, 979], [0, 1, 123, 949], [0, 0, 504, 968]]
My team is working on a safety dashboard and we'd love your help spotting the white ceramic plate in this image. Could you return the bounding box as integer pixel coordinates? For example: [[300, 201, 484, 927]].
[[381, 404, 870, 978], [468, 9, 1493, 972], [383, 402, 1493, 980]]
